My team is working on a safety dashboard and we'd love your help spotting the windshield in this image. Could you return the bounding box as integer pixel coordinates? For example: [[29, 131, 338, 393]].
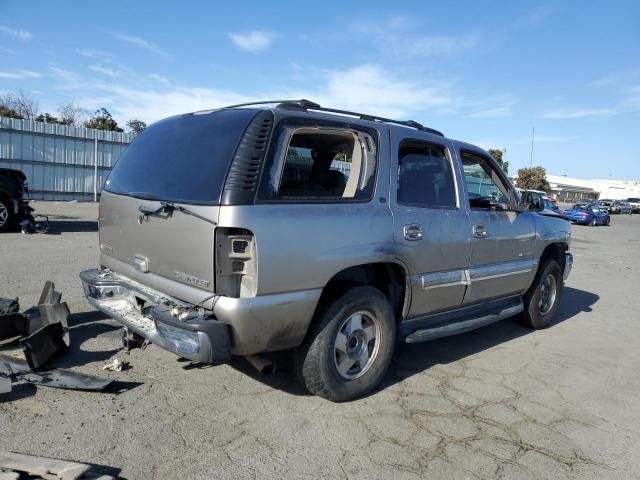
[[104, 109, 258, 205]]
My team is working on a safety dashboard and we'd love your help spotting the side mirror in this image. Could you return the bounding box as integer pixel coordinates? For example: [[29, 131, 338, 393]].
[[518, 191, 544, 212]]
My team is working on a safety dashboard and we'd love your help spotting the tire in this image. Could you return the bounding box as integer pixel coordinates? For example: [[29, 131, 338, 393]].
[[605, 216, 610, 226], [519, 259, 563, 329], [293, 286, 396, 402], [0, 197, 15, 233], [590, 217, 597, 226]]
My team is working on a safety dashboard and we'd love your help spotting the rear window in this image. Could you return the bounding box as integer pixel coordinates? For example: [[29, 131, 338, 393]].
[[104, 109, 258, 204]]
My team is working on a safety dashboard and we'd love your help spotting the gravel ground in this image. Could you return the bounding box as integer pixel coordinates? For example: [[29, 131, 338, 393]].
[[1, 201, 639, 479]]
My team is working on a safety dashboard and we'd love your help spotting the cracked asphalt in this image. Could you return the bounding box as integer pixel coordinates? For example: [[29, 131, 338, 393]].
[[1, 201, 639, 479]]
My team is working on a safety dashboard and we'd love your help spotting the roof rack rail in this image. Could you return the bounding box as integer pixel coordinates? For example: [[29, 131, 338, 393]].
[[222, 99, 444, 137]]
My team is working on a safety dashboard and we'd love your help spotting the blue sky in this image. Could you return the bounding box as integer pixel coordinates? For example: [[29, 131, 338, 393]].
[[1, 0, 638, 179]]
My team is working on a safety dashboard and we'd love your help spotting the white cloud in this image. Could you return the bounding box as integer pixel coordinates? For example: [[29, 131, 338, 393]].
[[0, 70, 41, 79], [147, 73, 170, 85], [402, 33, 479, 57], [538, 108, 617, 119], [89, 65, 118, 77], [0, 25, 32, 41], [285, 64, 450, 119], [115, 33, 167, 57], [229, 31, 275, 52], [79, 49, 114, 59]]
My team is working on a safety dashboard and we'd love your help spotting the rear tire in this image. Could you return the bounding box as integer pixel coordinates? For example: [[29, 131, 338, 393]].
[[590, 217, 597, 226], [0, 197, 15, 233], [519, 259, 563, 329], [605, 216, 610, 226], [293, 286, 396, 402]]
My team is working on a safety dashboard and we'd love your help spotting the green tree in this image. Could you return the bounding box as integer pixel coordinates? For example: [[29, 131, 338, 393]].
[[126, 119, 147, 135], [84, 108, 123, 132], [35, 112, 63, 124], [0, 105, 23, 119], [516, 167, 550, 191], [487, 148, 509, 174]]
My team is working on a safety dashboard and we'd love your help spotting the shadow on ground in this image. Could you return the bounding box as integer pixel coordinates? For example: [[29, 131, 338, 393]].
[[46, 220, 98, 234], [228, 286, 599, 397]]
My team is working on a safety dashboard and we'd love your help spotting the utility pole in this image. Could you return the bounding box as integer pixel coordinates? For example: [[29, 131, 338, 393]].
[[529, 126, 535, 168]]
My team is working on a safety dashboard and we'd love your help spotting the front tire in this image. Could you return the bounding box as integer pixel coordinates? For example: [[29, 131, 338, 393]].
[[294, 286, 396, 402], [520, 259, 563, 329], [590, 217, 597, 226], [605, 216, 610, 226]]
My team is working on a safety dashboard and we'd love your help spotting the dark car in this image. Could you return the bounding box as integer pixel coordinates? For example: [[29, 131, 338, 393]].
[[543, 198, 566, 217], [615, 201, 633, 215], [0, 168, 29, 232], [565, 203, 610, 226], [598, 199, 621, 214], [627, 198, 640, 213]]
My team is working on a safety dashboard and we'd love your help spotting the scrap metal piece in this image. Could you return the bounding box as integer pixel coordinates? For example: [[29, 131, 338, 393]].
[[0, 354, 113, 391], [20, 322, 68, 370], [0, 376, 10, 394], [0, 451, 116, 480], [102, 358, 128, 372], [0, 313, 30, 340]]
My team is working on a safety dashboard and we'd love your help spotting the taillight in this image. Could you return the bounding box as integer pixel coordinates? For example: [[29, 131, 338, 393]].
[[215, 228, 257, 298]]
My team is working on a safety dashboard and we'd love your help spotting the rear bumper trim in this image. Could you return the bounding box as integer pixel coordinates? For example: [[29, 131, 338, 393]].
[[79, 269, 230, 363]]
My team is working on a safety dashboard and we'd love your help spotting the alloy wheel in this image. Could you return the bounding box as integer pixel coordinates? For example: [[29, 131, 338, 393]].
[[539, 273, 557, 316], [333, 311, 381, 380]]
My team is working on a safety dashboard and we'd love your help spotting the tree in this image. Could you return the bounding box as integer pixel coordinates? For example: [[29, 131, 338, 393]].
[[35, 113, 63, 124], [516, 167, 550, 191], [84, 108, 123, 132], [0, 105, 23, 119], [0, 90, 39, 119], [487, 148, 509, 174], [126, 119, 147, 135], [58, 103, 89, 126]]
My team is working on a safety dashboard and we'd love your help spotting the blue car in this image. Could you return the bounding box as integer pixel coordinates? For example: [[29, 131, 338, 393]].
[[564, 203, 610, 226]]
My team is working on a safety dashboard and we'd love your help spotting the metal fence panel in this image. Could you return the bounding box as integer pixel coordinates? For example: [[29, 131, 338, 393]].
[[0, 116, 133, 201]]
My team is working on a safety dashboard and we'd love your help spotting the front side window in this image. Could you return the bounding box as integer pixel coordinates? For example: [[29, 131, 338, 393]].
[[397, 142, 457, 208], [261, 125, 377, 202], [461, 151, 513, 210]]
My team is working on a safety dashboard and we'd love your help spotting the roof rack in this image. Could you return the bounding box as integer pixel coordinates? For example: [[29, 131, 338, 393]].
[[222, 99, 444, 137]]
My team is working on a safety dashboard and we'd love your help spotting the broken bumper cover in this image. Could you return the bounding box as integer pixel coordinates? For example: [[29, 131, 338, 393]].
[[79, 269, 230, 364]]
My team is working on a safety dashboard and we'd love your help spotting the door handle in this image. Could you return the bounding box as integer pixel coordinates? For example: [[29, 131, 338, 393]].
[[473, 224, 488, 238], [403, 224, 423, 241]]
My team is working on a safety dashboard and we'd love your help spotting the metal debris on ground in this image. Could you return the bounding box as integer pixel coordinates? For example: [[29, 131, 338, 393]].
[[0, 281, 70, 370], [0, 451, 115, 480], [0, 281, 114, 394], [102, 358, 129, 372], [0, 355, 113, 391]]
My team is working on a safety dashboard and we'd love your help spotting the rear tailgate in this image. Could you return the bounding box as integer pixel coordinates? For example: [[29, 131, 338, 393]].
[[97, 108, 261, 304], [99, 191, 218, 299]]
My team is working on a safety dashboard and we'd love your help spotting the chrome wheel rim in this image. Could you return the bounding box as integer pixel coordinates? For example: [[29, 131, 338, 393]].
[[539, 274, 557, 316], [0, 203, 8, 227], [333, 310, 381, 380]]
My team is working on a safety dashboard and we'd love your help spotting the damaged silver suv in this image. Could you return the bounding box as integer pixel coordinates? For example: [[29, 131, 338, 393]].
[[81, 100, 572, 401]]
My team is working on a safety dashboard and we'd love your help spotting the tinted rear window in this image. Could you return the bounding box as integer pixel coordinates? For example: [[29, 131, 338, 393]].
[[104, 109, 258, 204]]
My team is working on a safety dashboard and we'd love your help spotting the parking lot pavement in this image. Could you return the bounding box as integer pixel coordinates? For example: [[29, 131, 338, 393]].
[[1, 201, 640, 479]]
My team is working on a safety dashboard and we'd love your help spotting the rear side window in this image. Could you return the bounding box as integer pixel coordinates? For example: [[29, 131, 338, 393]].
[[397, 142, 457, 208], [260, 124, 377, 202], [104, 109, 258, 204]]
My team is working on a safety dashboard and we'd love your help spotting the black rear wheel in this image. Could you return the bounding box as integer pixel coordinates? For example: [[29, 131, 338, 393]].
[[293, 286, 396, 402]]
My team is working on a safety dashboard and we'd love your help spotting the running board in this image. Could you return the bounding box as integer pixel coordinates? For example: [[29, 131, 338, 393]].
[[402, 299, 524, 344]]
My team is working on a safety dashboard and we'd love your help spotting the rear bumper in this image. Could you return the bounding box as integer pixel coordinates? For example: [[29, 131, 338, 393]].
[[80, 269, 230, 363], [563, 252, 573, 281]]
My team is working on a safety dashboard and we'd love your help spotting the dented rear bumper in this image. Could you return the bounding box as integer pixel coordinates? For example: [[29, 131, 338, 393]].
[[80, 269, 230, 363]]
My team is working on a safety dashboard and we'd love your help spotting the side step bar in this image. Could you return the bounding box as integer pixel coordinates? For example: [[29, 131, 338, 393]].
[[402, 299, 524, 344]]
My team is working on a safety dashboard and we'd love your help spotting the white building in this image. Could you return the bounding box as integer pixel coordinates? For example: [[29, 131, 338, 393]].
[[545, 175, 640, 202]]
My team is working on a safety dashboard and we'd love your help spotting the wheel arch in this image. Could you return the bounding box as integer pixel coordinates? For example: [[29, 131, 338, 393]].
[[313, 261, 410, 324]]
